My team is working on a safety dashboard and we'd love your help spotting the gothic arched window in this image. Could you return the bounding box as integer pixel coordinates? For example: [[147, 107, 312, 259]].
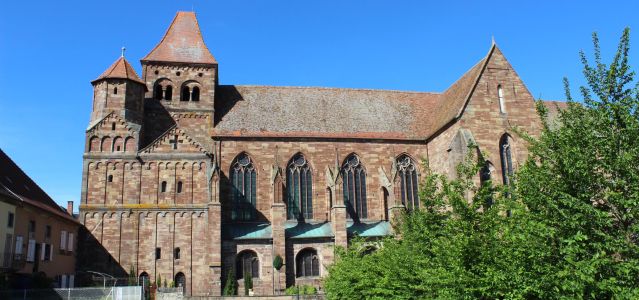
[[341, 154, 367, 220], [231, 153, 257, 221], [396, 155, 419, 211], [161, 181, 167, 193], [191, 86, 200, 101], [174, 272, 186, 293], [236, 250, 259, 279], [287, 154, 313, 220], [296, 248, 320, 277], [500, 135, 514, 187]]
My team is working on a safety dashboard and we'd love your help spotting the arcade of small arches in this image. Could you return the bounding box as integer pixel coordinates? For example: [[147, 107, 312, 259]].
[[153, 78, 201, 102], [88, 135, 137, 153]]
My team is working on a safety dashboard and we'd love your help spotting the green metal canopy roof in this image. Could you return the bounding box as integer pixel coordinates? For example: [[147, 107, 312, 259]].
[[347, 221, 393, 237], [222, 223, 272, 240], [285, 221, 334, 239]]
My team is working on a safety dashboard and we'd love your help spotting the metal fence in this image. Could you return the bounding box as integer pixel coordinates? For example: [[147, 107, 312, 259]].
[[0, 286, 142, 300]]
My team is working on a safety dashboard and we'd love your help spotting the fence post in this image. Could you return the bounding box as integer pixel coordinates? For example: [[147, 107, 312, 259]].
[[67, 287, 71, 300]]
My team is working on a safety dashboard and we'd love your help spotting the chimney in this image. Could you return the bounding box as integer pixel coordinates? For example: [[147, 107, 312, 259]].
[[67, 201, 73, 215]]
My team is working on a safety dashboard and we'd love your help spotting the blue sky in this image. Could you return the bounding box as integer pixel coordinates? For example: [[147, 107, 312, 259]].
[[0, 0, 637, 210]]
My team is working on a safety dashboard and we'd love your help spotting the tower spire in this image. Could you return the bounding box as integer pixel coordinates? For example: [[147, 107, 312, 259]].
[[121, 47, 126, 58]]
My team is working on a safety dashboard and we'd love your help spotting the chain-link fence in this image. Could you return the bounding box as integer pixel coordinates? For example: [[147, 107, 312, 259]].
[[0, 286, 142, 300]]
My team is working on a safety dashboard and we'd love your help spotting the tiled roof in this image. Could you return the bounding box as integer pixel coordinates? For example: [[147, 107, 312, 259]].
[[214, 85, 441, 140], [212, 45, 498, 140], [92, 56, 145, 84], [142, 11, 217, 65], [0, 149, 79, 224]]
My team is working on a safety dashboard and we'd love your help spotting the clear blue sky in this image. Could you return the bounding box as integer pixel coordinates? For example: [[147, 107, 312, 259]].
[[1, 0, 637, 210]]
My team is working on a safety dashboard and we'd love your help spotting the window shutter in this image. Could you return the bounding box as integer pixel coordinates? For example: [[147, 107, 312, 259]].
[[27, 240, 35, 262], [69, 275, 74, 288], [49, 244, 53, 261], [67, 233, 74, 252], [15, 236, 23, 255], [61, 275, 67, 288], [60, 231, 67, 250], [40, 243, 46, 261]]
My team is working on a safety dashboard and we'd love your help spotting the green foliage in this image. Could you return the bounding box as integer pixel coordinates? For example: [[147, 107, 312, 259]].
[[324, 28, 639, 299], [273, 254, 283, 270], [128, 265, 136, 286], [155, 274, 161, 289], [169, 280, 174, 288], [518, 27, 639, 298], [244, 272, 253, 295], [285, 285, 317, 295], [163, 278, 167, 288], [223, 268, 237, 296]]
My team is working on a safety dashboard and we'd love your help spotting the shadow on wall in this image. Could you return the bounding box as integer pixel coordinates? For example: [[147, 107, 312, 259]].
[[219, 172, 268, 223], [76, 226, 127, 286], [142, 98, 177, 148]]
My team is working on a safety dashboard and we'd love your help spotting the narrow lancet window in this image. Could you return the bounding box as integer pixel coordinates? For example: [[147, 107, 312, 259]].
[[498, 85, 506, 113], [286, 154, 313, 220]]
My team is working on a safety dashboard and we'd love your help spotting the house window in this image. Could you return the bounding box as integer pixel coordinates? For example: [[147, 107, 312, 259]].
[[230, 153, 257, 221], [341, 154, 367, 220], [177, 181, 183, 194], [174, 247, 180, 260], [7, 212, 13, 228], [287, 153, 313, 220], [28, 220, 36, 239], [236, 251, 259, 279], [44, 244, 52, 261], [60, 231, 67, 250], [45, 225, 51, 239], [396, 155, 419, 211], [112, 122, 116, 131], [296, 248, 319, 277], [498, 85, 506, 113], [113, 87, 118, 95], [161, 181, 167, 193], [155, 248, 161, 260], [108, 175, 113, 183]]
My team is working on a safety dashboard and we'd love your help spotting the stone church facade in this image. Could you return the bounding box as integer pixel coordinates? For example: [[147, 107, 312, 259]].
[[79, 11, 547, 296]]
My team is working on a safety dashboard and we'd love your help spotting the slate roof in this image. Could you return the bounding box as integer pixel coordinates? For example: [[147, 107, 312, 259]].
[[0, 149, 79, 224], [142, 11, 217, 65], [93, 56, 145, 85]]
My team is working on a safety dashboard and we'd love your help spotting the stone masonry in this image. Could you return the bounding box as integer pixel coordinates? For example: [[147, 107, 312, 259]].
[[78, 11, 547, 296]]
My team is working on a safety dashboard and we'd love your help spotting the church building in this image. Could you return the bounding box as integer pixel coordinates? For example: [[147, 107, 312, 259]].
[[79, 11, 548, 296]]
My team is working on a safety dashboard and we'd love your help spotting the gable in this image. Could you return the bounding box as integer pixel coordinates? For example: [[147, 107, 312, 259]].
[[86, 111, 137, 135], [140, 126, 208, 154]]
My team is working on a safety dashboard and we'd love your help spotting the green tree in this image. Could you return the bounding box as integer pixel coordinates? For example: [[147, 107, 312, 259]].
[[273, 254, 283, 294], [128, 265, 136, 286], [223, 268, 237, 296], [155, 274, 161, 289], [244, 271, 253, 295], [517, 27, 639, 298]]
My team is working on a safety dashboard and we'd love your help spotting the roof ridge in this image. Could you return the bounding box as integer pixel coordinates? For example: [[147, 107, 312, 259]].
[[227, 84, 441, 95]]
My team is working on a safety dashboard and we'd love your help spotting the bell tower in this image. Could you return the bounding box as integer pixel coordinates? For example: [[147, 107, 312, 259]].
[[140, 11, 217, 111]]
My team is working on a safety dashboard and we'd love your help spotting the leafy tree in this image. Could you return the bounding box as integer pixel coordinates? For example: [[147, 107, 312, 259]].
[[273, 255, 283, 294], [223, 268, 237, 296], [128, 265, 136, 286], [517, 27, 639, 298], [324, 28, 639, 300]]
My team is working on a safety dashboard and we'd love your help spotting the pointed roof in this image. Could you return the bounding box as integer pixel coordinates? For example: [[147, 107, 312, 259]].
[[142, 11, 217, 65], [423, 43, 495, 138], [92, 56, 145, 84]]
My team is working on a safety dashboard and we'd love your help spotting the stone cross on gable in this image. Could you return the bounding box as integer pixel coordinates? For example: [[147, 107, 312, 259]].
[[169, 134, 183, 150]]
